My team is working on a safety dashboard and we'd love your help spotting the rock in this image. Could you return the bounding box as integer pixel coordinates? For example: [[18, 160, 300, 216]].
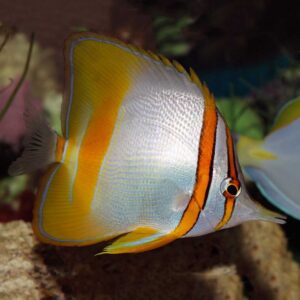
[[0, 221, 64, 300], [0, 220, 299, 299]]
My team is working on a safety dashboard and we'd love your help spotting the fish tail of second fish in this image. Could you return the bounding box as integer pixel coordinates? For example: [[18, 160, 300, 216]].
[[8, 105, 61, 176]]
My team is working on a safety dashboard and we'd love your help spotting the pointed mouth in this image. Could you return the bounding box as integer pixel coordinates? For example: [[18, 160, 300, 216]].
[[254, 202, 286, 224], [238, 192, 286, 225]]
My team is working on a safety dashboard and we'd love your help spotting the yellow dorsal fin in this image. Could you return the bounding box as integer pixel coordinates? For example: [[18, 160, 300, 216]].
[[172, 60, 186, 74], [99, 227, 176, 254], [147, 50, 160, 61], [158, 54, 172, 66], [189, 68, 215, 106], [189, 67, 202, 87], [271, 97, 300, 132], [61, 33, 208, 138]]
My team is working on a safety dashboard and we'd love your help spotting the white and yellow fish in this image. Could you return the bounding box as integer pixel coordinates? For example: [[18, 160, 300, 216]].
[[9, 33, 284, 254], [238, 97, 300, 219]]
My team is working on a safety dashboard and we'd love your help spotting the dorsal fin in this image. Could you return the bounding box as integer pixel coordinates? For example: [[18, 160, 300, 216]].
[[61, 33, 207, 138], [270, 97, 300, 132]]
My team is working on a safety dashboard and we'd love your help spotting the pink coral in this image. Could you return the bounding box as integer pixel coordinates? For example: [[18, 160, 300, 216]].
[[0, 80, 41, 150]]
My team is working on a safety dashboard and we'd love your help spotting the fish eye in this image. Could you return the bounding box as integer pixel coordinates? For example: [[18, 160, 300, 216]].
[[226, 184, 239, 196], [220, 178, 241, 198]]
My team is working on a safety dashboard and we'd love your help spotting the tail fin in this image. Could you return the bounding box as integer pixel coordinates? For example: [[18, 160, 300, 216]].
[[8, 109, 57, 176]]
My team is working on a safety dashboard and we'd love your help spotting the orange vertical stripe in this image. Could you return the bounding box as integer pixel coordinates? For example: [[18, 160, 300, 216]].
[[173, 84, 218, 236], [215, 126, 240, 230], [215, 195, 236, 230]]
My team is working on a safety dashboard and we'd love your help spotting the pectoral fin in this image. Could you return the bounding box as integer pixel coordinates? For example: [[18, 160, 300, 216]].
[[99, 227, 177, 254]]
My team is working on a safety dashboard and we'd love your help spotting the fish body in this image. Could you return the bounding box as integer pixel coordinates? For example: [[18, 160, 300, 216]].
[[9, 33, 283, 254], [237, 97, 300, 219]]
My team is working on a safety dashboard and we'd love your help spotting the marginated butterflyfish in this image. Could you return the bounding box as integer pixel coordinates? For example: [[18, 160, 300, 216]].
[[9, 33, 285, 254]]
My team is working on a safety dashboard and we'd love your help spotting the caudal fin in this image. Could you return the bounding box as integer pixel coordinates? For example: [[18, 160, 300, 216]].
[[8, 109, 57, 176]]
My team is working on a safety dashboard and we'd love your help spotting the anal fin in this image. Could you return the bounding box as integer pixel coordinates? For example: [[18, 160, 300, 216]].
[[99, 227, 176, 254]]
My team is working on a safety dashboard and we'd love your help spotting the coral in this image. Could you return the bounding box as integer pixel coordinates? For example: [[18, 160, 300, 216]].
[[0, 81, 41, 149], [237, 221, 300, 299], [0, 30, 61, 184], [0, 220, 299, 299], [0, 221, 63, 300], [0, 31, 59, 152]]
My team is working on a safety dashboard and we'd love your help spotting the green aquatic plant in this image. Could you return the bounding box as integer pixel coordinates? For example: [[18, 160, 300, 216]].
[[70, 26, 90, 33], [44, 91, 62, 135], [153, 15, 194, 57], [0, 175, 28, 204], [216, 98, 264, 139]]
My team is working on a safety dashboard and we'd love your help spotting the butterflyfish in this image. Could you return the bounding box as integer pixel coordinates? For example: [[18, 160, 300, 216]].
[[8, 33, 285, 254], [238, 97, 300, 220]]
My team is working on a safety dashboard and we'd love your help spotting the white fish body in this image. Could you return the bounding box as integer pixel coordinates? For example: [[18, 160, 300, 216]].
[[9, 34, 284, 254]]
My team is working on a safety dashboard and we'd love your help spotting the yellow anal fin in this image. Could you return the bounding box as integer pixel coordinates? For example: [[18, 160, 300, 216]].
[[99, 227, 176, 254]]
